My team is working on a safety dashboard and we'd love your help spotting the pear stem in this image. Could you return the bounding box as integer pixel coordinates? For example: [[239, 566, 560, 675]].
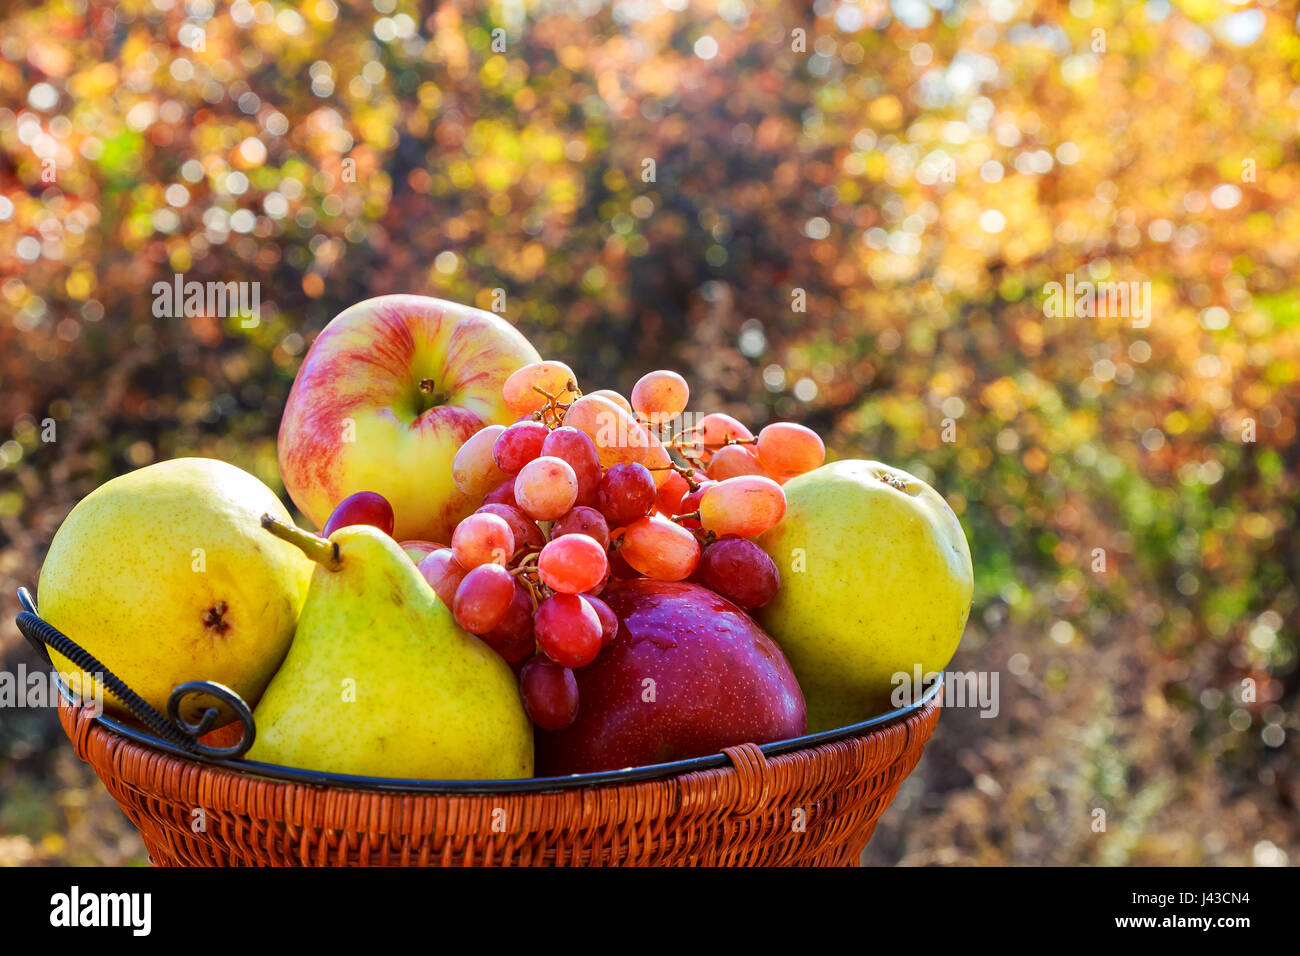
[[260, 514, 340, 568]]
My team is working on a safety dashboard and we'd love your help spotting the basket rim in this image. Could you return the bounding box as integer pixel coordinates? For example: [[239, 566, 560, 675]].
[[56, 671, 944, 795]]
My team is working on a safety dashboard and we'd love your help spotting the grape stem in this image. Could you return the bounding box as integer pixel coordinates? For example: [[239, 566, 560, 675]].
[[645, 458, 702, 489], [530, 383, 580, 429], [508, 551, 551, 609]]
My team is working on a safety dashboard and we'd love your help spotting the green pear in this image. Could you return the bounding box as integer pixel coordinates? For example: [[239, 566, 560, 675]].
[[756, 460, 973, 731], [247, 518, 533, 779], [37, 458, 313, 722]]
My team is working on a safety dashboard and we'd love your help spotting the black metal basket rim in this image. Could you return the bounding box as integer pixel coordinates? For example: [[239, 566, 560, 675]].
[[54, 669, 943, 795]]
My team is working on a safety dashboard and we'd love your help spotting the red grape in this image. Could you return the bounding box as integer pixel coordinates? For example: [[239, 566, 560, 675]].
[[493, 420, 550, 475], [697, 537, 781, 608], [551, 505, 610, 549], [540, 426, 602, 505], [322, 491, 394, 537], [418, 548, 467, 607], [538, 534, 609, 594], [597, 462, 656, 527], [655, 470, 690, 517], [514, 455, 578, 521], [674, 479, 716, 529], [608, 546, 640, 580], [584, 594, 619, 648], [534, 593, 603, 668], [451, 512, 514, 569], [476, 503, 545, 553], [480, 580, 537, 662], [452, 564, 515, 633], [518, 656, 579, 731]]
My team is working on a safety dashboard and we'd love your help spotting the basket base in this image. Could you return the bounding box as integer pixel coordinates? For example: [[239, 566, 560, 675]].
[[59, 693, 939, 866]]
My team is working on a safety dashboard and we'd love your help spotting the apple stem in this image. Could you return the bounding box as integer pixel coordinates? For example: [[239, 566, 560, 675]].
[[260, 514, 340, 568]]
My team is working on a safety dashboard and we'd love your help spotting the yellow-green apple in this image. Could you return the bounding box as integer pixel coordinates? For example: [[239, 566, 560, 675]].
[[278, 295, 540, 543], [756, 460, 973, 731]]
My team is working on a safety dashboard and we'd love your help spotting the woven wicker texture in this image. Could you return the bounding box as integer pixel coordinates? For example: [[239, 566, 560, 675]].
[[58, 693, 940, 866]]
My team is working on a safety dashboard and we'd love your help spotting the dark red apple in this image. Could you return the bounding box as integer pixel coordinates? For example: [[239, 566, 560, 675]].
[[535, 579, 806, 775]]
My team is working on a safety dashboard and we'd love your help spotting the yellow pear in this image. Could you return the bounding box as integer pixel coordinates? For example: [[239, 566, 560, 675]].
[[248, 518, 533, 780], [757, 460, 973, 731], [38, 458, 313, 722]]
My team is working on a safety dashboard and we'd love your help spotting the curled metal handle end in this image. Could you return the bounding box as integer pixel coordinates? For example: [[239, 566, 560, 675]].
[[168, 681, 256, 758], [15, 588, 257, 760]]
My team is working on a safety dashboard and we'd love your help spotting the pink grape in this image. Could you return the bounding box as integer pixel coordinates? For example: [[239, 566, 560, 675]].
[[597, 462, 656, 527], [493, 420, 549, 475], [686, 413, 753, 464], [585, 389, 634, 415], [322, 491, 394, 537], [418, 548, 467, 607], [699, 476, 786, 538], [562, 394, 651, 469], [401, 540, 439, 564], [514, 455, 578, 521], [697, 536, 781, 608], [584, 594, 619, 648], [538, 534, 609, 594], [551, 505, 610, 549], [706, 443, 765, 480], [756, 422, 826, 481], [483, 477, 518, 508], [451, 512, 514, 569], [480, 581, 537, 662], [501, 361, 579, 417], [452, 424, 508, 496], [452, 564, 515, 633], [475, 503, 545, 553], [615, 515, 700, 581], [519, 657, 579, 731], [534, 594, 603, 668], [641, 435, 675, 489], [631, 369, 690, 421], [540, 426, 602, 505]]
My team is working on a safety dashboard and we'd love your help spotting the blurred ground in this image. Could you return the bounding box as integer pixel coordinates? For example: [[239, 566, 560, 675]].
[[1, 1, 1296, 866]]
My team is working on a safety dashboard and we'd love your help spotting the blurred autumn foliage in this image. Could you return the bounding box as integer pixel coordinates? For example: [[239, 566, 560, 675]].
[[0, 0, 1297, 866]]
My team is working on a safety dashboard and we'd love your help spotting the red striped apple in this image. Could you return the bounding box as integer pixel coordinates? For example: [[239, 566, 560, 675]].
[[278, 295, 540, 543]]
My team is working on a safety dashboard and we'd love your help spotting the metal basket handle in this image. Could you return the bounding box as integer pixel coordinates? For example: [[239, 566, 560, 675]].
[[14, 587, 255, 759]]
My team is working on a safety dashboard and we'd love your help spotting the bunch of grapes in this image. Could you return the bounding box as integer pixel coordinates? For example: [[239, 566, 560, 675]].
[[411, 361, 826, 732]]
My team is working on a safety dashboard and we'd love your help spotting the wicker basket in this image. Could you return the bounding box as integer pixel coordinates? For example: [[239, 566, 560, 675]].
[[56, 689, 941, 866]]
